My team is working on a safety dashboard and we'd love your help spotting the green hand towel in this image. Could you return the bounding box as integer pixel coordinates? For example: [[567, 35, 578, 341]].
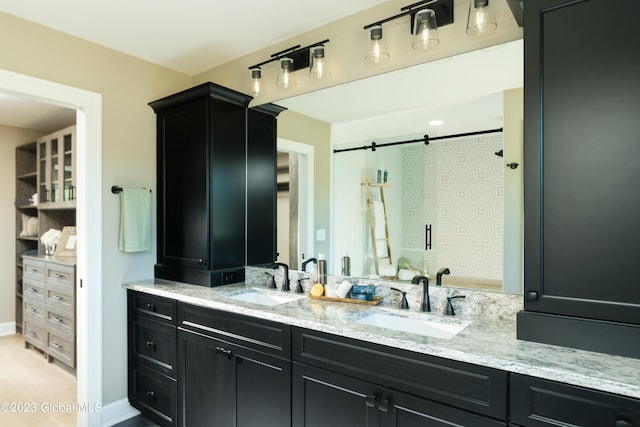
[[118, 187, 151, 253]]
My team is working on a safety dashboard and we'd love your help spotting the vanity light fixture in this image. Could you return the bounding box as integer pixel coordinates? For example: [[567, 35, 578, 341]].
[[309, 45, 332, 80], [466, 0, 498, 35], [248, 67, 265, 97], [276, 57, 297, 89], [247, 39, 330, 93], [363, 0, 454, 62], [412, 8, 439, 50], [365, 25, 391, 63]]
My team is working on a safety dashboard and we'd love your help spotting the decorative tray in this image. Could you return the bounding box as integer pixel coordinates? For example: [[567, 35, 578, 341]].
[[308, 294, 382, 306]]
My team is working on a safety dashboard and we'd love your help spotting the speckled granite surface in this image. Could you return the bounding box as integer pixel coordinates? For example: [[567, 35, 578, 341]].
[[124, 272, 640, 400]]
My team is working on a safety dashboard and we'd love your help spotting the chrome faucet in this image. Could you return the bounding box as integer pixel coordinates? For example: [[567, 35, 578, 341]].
[[272, 262, 290, 291], [436, 267, 450, 286], [411, 276, 430, 312]]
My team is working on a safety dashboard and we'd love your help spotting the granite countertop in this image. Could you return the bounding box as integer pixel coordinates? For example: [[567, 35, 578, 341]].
[[123, 278, 640, 400]]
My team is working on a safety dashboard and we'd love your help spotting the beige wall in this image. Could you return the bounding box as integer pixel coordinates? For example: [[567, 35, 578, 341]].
[[0, 125, 46, 324], [0, 11, 192, 405]]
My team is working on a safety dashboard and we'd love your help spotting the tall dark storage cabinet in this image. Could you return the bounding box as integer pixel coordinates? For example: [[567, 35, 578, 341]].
[[518, 0, 640, 358], [150, 83, 251, 287]]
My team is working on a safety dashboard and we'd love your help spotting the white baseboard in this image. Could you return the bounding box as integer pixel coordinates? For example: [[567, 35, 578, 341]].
[[0, 321, 16, 336], [100, 398, 140, 427]]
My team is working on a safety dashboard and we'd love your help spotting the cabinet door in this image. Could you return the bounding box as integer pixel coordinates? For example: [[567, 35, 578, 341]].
[[380, 388, 506, 427], [178, 329, 231, 427], [292, 362, 380, 427], [156, 98, 209, 270], [510, 374, 640, 427], [231, 342, 291, 427], [523, 0, 640, 323]]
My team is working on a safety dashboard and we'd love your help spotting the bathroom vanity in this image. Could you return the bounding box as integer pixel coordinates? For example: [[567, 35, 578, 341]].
[[125, 279, 640, 426]]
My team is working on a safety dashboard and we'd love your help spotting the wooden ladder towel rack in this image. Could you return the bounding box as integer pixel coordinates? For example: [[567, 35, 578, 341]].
[[362, 178, 393, 277]]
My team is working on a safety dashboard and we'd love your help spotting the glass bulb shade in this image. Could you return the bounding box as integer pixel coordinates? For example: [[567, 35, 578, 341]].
[[412, 9, 439, 50], [364, 25, 390, 64], [276, 57, 297, 89], [309, 46, 331, 80], [248, 68, 265, 97], [466, 0, 498, 35]]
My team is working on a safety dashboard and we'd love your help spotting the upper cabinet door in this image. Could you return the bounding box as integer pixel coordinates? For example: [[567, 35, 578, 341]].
[[524, 0, 640, 324], [155, 98, 209, 270], [37, 125, 76, 209]]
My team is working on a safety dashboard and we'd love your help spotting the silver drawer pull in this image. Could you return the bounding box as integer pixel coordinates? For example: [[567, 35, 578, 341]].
[[51, 316, 64, 324], [52, 273, 64, 279], [52, 342, 63, 349], [26, 287, 38, 293], [29, 330, 38, 337], [27, 307, 37, 313], [52, 295, 64, 301], [29, 268, 39, 273]]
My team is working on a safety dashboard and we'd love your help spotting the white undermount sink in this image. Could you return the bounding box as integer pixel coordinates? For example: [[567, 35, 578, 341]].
[[223, 288, 306, 307], [349, 309, 469, 339]]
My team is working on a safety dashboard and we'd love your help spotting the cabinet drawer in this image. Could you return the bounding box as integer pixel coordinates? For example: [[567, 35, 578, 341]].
[[293, 327, 508, 420], [130, 315, 177, 379], [23, 278, 45, 304], [179, 302, 291, 359], [24, 320, 46, 348], [47, 330, 75, 367], [23, 259, 45, 281], [130, 364, 177, 427], [46, 306, 74, 337], [24, 300, 46, 324], [46, 286, 74, 313], [128, 290, 177, 324], [510, 374, 640, 426], [46, 264, 74, 288]]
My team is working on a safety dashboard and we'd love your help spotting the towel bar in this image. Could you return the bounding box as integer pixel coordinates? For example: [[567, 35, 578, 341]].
[[111, 185, 151, 194]]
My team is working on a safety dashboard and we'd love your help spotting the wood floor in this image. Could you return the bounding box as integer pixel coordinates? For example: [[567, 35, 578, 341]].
[[0, 333, 77, 427]]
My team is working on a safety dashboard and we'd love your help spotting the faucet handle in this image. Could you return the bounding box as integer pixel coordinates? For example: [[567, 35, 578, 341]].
[[264, 272, 277, 289], [295, 277, 311, 294], [390, 287, 409, 309], [445, 295, 466, 316]]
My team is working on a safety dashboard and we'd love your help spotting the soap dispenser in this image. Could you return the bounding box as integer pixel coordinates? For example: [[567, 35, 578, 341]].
[[317, 253, 327, 285]]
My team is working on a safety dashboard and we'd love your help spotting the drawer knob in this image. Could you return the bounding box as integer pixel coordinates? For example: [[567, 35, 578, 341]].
[[146, 303, 156, 312], [526, 291, 539, 301], [146, 391, 156, 401], [145, 341, 156, 351], [378, 399, 389, 413], [365, 395, 376, 408]]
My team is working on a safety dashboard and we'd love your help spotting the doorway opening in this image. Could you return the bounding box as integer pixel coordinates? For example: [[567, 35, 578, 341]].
[[1, 69, 103, 427], [276, 138, 314, 270]]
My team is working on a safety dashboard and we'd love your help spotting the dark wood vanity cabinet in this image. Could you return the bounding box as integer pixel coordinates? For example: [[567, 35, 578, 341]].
[[177, 302, 292, 427], [292, 327, 508, 426], [519, 0, 640, 357], [128, 291, 178, 427], [510, 374, 640, 427]]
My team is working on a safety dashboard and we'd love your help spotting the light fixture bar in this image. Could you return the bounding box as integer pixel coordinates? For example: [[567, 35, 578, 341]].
[[248, 39, 330, 71], [363, 0, 454, 31]]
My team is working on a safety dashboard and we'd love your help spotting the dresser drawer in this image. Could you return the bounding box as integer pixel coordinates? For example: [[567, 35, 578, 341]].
[[23, 258, 45, 281], [23, 278, 45, 305], [47, 330, 75, 367], [129, 290, 177, 324], [24, 299, 46, 324], [129, 364, 177, 427], [46, 306, 74, 338], [24, 320, 46, 348], [46, 285, 74, 313], [130, 315, 177, 379], [510, 374, 640, 426], [293, 327, 508, 420], [46, 264, 75, 288]]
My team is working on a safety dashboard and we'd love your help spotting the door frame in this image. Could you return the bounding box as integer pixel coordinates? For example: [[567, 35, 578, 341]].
[[0, 69, 103, 427]]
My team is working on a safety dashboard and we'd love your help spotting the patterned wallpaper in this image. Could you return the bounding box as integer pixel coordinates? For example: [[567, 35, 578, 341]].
[[401, 134, 504, 281]]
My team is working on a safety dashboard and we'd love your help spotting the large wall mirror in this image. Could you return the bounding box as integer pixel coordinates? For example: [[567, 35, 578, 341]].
[[276, 39, 523, 294]]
